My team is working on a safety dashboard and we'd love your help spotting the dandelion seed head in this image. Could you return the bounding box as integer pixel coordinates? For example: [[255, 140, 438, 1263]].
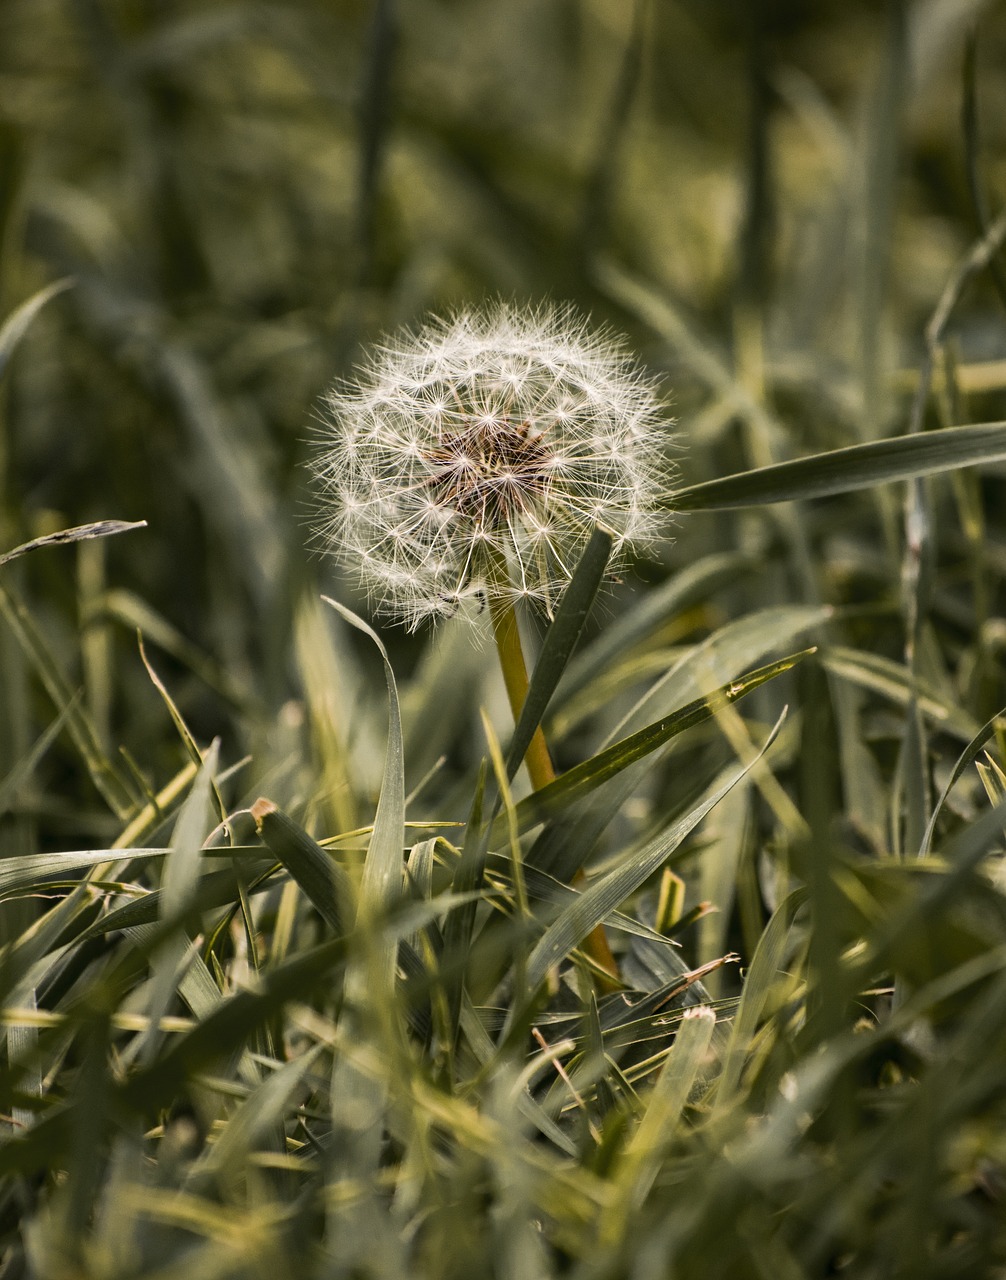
[[312, 302, 676, 629]]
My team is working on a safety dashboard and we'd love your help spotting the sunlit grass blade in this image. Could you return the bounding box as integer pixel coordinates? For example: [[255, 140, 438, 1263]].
[[134, 742, 218, 1066], [508, 652, 810, 843], [555, 550, 751, 707], [674, 421, 1006, 511], [521, 713, 785, 1000], [601, 1005, 716, 1241]]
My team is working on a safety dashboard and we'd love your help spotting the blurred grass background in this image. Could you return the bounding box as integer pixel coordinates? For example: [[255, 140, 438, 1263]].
[[3, 0, 1005, 784], [5, 1, 1006, 1276]]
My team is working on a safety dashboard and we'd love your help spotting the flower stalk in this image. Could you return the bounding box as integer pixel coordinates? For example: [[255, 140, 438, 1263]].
[[487, 562, 619, 985]]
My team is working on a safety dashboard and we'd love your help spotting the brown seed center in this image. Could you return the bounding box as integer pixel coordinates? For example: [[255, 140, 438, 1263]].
[[423, 420, 552, 524]]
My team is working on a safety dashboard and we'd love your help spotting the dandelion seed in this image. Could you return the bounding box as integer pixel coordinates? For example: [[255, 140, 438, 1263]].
[[312, 302, 676, 630]]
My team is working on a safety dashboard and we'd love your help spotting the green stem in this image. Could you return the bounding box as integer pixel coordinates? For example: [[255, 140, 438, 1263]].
[[488, 590, 556, 792], [486, 573, 619, 986]]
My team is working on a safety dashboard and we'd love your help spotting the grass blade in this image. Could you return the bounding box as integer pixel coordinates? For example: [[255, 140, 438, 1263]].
[[510, 652, 810, 841], [674, 421, 1006, 511], [522, 713, 785, 998], [252, 800, 350, 935], [505, 525, 612, 783], [0, 278, 74, 382], [0, 520, 147, 570]]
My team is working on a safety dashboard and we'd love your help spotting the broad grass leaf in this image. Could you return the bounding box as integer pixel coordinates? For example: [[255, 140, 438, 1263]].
[[522, 713, 785, 999], [7, 987, 41, 1130], [821, 645, 978, 741], [554, 550, 752, 708], [602, 1005, 716, 1236], [0, 848, 171, 899], [508, 651, 811, 844], [252, 800, 350, 935], [674, 421, 1006, 511], [715, 887, 808, 1106], [604, 606, 827, 742]]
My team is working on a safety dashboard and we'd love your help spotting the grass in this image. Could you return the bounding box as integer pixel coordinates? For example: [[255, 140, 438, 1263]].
[[4, 1, 1006, 1276]]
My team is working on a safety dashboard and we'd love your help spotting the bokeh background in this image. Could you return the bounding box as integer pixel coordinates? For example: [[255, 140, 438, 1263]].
[[3, 0, 1006, 852]]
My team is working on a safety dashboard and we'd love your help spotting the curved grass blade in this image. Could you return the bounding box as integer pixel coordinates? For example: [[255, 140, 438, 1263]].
[[521, 712, 786, 999], [322, 597, 405, 1175], [716, 887, 808, 1106], [674, 420, 1006, 511], [0, 277, 74, 383], [0, 520, 147, 570], [506, 651, 810, 842], [555, 550, 752, 707], [323, 598, 405, 948], [191, 1045, 323, 1184], [920, 704, 1006, 855]]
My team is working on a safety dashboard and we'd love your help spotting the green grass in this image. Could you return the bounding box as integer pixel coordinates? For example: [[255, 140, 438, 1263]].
[[4, 2, 1006, 1276]]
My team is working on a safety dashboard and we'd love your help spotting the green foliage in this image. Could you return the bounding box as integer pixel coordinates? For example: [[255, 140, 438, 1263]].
[[4, 2, 1006, 1277]]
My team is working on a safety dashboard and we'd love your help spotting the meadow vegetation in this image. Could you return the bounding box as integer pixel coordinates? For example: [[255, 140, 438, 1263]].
[[3, 2, 1006, 1276]]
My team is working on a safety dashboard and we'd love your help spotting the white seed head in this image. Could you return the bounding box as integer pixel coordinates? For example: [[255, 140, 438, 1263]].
[[311, 302, 676, 629]]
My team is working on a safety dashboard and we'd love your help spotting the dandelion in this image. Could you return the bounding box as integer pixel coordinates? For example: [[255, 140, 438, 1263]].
[[313, 302, 676, 983], [312, 302, 675, 632]]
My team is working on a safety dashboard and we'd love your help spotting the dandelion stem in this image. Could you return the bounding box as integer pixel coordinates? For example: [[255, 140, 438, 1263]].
[[487, 580, 620, 987], [488, 590, 556, 792]]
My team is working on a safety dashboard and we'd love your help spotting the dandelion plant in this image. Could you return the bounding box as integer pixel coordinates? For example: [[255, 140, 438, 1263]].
[[312, 302, 676, 973]]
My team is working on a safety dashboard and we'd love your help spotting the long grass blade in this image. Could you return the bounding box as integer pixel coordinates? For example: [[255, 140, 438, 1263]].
[[674, 421, 1006, 511]]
